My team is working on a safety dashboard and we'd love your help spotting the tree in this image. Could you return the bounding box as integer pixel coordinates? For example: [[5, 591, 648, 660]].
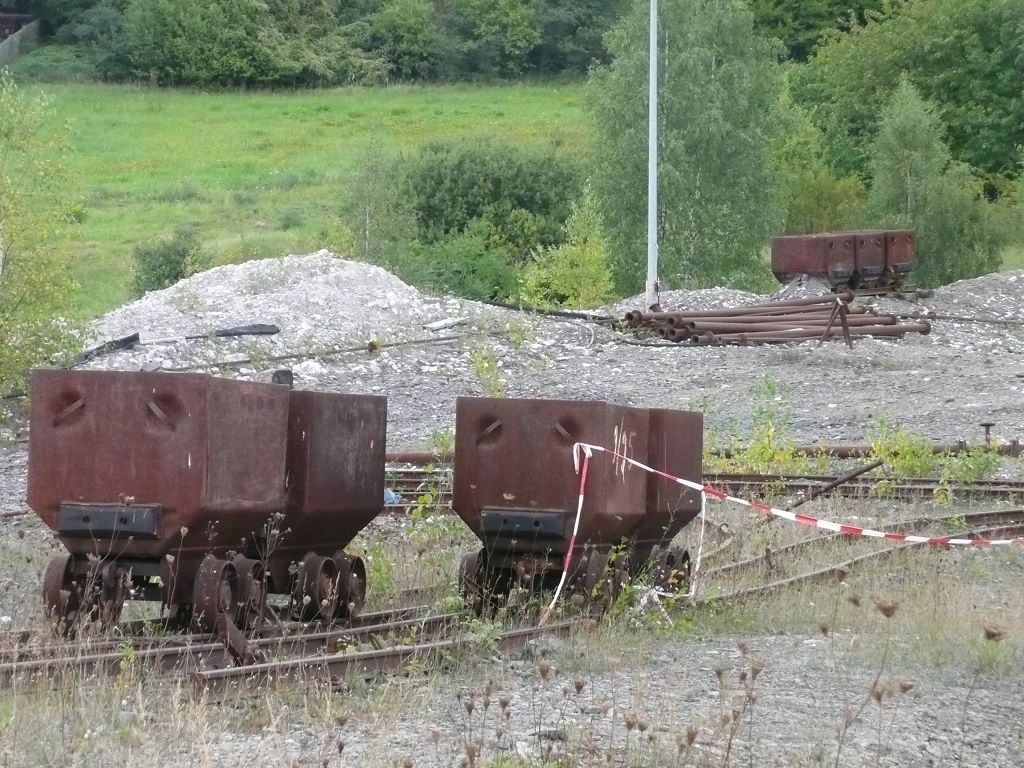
[[0, 71, 80, 395], [865, 78, 1004, 286], [520, 187, 615, 308], [791, 0, 1024, 179], [772, 89, 865, 233], [587, 0, 785, 292], [750, 0, 884, 61]]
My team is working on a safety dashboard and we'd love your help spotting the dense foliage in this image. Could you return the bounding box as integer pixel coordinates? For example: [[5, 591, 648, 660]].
[[0, 72, 80, 394], [14, 0, 899, 85], [588, 0, 785, 292], [791, 0, 1024, 178]]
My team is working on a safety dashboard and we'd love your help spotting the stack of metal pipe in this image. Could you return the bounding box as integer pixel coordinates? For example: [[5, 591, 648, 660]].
[[623, 292, 931, 346]]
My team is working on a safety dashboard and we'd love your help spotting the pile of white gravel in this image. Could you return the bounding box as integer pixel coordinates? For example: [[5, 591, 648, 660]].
[[66, 252, 1024, 451]]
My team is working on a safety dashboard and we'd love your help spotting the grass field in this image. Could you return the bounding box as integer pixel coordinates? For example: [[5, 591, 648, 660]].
[[27, 81, 589, 317]]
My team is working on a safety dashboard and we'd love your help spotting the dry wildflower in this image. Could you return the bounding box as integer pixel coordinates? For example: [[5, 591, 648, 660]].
[[574, 677, 585, 695], [430, 728, 440, 745], [983, 623, 1006, 642], [624, 712, 639, 731], [464, 695, 475, 716], [736, 640, 749, 656], [537, 660, 551, 681], [482, 695, 490, 711], [871, 594, 898, 619], [335, 714, 348, 728], [842, 709, 857, 727], [713, 664, 727, 686], [584, 618, 598, 633], [463, 741, 478, 760], [834, 565, 851, 582], [336, 739, 344, 755], [638, 718, 648, 733], [686, 723, 699, 747], [848, 594, 862, 607], [819, 622, 831, 637], [599, 700, 612, 716], [871, 680, 886, 704], [750, 655, 765, 681], [719, 711, 733, 728], [484, 680, 493, 697], [898, 679, 914, 694], [739, 670, 748, 684], [499, 696, 510, 712], [402, 759, 413, 768]]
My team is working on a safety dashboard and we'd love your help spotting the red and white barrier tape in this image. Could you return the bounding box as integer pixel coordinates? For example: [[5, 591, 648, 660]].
[[575, 443, 1024, 548], [538, 441, 1023, 626]]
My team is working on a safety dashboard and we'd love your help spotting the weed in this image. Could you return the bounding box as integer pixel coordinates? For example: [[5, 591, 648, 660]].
[[868, 417, 937, 478], [470, 343, 506, 397]]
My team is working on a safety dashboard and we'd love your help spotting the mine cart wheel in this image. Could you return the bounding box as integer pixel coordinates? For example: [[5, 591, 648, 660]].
[[457, 550, 485, 614], [43, 554, 81, 636], [97, 562, 129, 630], [332, 552, 367, 620], [292, 553, 339, 622], [649, 547, 691, 594], [231, 556, 267, 631], [192, 556, 240, 633]]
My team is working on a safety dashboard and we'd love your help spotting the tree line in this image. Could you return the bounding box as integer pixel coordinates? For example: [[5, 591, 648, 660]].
[[6, 0, 892, 85]]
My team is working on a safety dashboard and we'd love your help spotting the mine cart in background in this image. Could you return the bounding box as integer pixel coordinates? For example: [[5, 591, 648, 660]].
[[771, 229, 916, 291], [452, 396, 703, 613], [27, 369, 385, 647]]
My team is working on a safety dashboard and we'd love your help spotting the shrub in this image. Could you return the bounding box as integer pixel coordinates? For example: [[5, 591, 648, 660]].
[[0, 72, 81, 394], [406, 138, 581, 261], [405, 224, 519, 301], [520, 187, 615, 308], [130, 226, 207, 296]]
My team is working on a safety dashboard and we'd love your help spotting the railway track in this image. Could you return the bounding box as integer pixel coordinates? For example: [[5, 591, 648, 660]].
[[0, 603, 578, 700], [700, 507, 1024, 582], [382, 466, 1024, 515], [693, 520, 1024, 607]]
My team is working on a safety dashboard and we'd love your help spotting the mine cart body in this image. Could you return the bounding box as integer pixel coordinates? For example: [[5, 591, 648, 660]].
[[824, 233, 856, 285], [770, 235, 826, 283], [27, 369, 386, 609], [452, 397, 703, 578], [276, 389, 386, 590], [886, 230, 916, 275], [852, 230, 886, 283]]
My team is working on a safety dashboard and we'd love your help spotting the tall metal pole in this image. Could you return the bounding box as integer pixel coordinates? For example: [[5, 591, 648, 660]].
[[644, 0, 659, 311]]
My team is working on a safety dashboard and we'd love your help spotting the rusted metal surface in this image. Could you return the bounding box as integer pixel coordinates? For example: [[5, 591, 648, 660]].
[[886, 229, 916, 274], [853, 230, 886, 282], [278, 389, 386, 595], [453, 397, 703, 585], [824, 232, 856, 284], [0, 608, 454, 687], [192, 619, 578, 702], [27, 370, 388, 637], [769, 229, 916, 289], [28, 369, 290, 605], [770, 235, 827, 283]]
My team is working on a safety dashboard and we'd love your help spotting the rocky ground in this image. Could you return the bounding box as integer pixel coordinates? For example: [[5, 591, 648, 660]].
[[1, 253, 1023, 767]]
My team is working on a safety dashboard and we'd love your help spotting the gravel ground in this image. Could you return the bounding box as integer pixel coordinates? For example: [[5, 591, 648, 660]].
[[1, 254, 1023, 767]]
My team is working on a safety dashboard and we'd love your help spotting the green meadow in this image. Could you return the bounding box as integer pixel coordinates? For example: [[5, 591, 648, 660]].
[[32, 82, 588, 317]]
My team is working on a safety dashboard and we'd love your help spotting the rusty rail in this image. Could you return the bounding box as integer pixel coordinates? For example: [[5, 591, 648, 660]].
[[701, 508, 1024, 582], [693, 522, 1024, 607], [193, 620, 578, 702], [0, 607, 454, 686]]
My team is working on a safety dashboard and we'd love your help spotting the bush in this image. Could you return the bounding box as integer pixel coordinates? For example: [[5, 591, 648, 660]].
[[405, 224, 519, 301], [520, 187, 615, 308], [4, 44, 100, 82], [865, 79, 1006, 286], [407, 138, 581, 260], [131, 227, 207, 296], [0, 72, 81, 394]]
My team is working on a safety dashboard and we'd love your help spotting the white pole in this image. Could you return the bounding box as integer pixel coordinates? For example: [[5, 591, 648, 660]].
[[645, 0, 659, 311]]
